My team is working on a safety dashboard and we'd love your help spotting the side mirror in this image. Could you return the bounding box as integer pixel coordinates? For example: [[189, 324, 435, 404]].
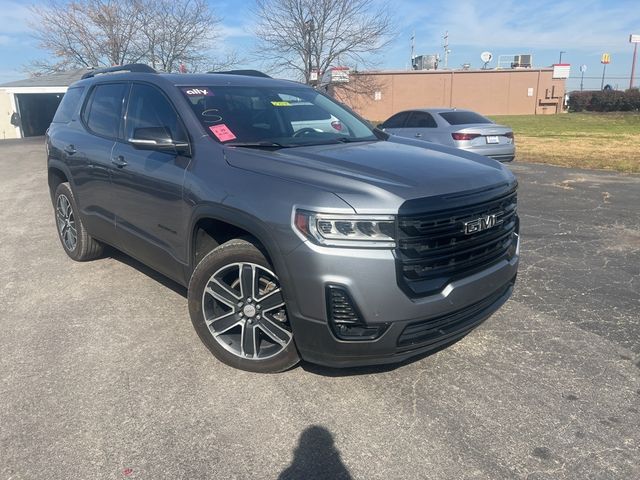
[[129, 127, 190, 155]]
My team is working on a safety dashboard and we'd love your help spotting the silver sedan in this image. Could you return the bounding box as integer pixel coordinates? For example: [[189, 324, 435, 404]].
[[379, 108, 515, 162]]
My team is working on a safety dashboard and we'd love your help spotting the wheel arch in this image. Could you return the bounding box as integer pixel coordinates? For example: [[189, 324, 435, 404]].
[[47, 160, 74, 203], [187, 206, 288, 285]]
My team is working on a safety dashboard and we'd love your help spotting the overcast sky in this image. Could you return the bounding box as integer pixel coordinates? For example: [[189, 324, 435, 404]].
[[0, 0, 638, 90]]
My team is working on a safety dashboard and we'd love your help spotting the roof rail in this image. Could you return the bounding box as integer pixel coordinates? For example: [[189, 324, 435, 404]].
[[207, 69, 271, 78], [81, 63, 157, 79]]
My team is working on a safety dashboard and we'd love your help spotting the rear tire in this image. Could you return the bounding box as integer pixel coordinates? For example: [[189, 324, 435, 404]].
[[188, 239, 300, 373], [53, 182, 103, 261]]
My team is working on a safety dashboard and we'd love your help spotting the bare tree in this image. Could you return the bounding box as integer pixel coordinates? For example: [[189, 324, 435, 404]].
[[29, 0, 146, 72], [254, 0, 394, 83], [139, 0, 221, 73], [28, 0, 232, 74]]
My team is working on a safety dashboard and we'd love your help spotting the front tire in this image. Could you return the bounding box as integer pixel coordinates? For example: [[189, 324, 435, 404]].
[[188, 239, 300, 373], [54, 182, 103, 261]]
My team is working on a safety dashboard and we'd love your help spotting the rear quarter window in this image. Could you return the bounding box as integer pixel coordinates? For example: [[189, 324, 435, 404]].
[[51, 87, 85, 123], [439, 111, 492, 125]]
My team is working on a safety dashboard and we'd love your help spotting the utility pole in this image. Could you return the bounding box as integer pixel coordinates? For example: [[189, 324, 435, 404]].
[[580, 64, 587, 91], [630, 35, 639, 89], [443, 31, 450, 69], [411, 30, 415, 69], [305, 19, 314, 85], [631, 42, 638, 89], [559, 51, 566, 63]]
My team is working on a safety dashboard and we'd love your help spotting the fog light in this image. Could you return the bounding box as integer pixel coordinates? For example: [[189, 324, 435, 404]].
[[326, 286, 389, 340]]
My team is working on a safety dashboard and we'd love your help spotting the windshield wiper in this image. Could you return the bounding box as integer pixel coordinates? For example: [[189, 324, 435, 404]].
[[225, 141, 290, 149], [339, 136, 379, 143]]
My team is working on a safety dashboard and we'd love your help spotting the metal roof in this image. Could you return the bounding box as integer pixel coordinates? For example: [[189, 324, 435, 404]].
[[0, 68, 90, 88]]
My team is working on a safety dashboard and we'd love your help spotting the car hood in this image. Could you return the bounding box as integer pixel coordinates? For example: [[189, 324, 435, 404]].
[[224, 138, 516, 213]]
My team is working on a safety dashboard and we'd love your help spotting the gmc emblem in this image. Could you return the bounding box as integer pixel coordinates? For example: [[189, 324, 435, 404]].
[[464, 213, 503, 235]]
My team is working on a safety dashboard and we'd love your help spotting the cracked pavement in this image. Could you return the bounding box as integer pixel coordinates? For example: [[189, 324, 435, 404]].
[[1, 139, 638, 479]]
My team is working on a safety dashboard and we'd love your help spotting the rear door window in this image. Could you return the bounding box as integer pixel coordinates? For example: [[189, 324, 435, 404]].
[[405, 111, 438, 128], [439, 111, 492, 125], [82, 83, 127, 139], [382, 112, 410, 128], [52, 87, 85, 123]]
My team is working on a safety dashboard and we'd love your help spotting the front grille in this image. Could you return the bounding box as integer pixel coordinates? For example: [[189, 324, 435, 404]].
[[397, 282, 513, 347], [396, 187, 518, 297]]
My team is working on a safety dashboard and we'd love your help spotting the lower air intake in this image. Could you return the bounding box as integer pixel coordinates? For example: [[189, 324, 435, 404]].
[[326, 286, 388, 341]]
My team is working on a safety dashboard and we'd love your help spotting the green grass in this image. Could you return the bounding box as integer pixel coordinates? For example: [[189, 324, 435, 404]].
[[489, 113, 640, 173]]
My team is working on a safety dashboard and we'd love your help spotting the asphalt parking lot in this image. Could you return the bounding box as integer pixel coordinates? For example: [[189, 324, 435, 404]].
[[1, 138, 638, 480]]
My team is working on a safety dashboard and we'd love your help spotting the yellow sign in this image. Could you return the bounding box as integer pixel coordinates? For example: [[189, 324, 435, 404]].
[[270, 101, 291, 106], [601, 53, 611, 64]]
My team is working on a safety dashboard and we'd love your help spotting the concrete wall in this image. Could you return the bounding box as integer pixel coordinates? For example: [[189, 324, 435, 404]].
[[336, 69, 567, 121], [0, 91, 18, 140]]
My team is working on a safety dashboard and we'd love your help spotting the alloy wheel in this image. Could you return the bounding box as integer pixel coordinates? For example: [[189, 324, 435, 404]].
[[56, 194, 77, 251], [201, 262, 292, 360]]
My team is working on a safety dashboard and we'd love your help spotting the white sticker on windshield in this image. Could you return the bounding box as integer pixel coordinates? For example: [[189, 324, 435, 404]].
[[182, 87, 213, 96]]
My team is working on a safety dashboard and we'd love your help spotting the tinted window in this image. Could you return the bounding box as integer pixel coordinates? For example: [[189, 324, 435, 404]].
[[406, 111, 437, 128], [382, 112, 409, 128], [126, 84, 186, 142], [83, 83, 127, 138], [439, 111, 492, 125], [52, 87, 84, 123]]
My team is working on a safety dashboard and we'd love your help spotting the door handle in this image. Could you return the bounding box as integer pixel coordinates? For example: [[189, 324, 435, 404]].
[[64, 144, 77, 155], [415, 133, 422, 138], [111, 155, 128, 168]]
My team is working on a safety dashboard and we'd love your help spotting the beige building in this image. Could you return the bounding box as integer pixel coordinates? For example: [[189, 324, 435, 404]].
[[336, 68, 567, 121]]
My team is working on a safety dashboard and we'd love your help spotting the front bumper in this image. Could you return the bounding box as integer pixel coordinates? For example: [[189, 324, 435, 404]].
[[282, 237, 519, 368]]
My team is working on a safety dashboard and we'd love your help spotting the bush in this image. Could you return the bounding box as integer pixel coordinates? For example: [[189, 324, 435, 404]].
[[568, 91, 592, 112], [568, 88, 640, 112]]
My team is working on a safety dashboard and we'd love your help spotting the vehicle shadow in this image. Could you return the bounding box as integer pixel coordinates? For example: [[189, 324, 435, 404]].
[[105, 247, 187, 298], [279, 425, 352, 480]]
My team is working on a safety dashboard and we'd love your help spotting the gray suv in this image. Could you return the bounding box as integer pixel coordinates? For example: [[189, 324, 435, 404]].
[[46, 64, 519, 373]]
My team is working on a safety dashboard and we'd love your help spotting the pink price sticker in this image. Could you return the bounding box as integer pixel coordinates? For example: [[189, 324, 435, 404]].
[[209, 124, 237, 142]]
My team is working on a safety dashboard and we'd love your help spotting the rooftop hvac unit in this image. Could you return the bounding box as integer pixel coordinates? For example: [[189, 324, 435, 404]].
[[511, 54, 532, 68], [412, 54, 438, 70]]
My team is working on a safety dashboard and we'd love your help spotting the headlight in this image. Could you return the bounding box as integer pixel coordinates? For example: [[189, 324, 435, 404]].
[[294, 210, 396, 248]]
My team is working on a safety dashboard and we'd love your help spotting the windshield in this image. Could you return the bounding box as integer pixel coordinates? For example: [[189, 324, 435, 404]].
[[180, 85, 377, 147]]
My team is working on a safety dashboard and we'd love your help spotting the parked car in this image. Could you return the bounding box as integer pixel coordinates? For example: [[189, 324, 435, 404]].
[[282, 100, 343, 134], [47, 64, 519, 373], [379, 108, 515, 162]]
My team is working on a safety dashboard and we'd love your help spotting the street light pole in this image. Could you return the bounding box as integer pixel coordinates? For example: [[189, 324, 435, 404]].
[[559, 51, 566, 63]]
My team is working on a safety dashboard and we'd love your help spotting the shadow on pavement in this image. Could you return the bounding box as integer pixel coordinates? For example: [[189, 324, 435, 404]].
[[279, 425, 352, 480], [107, 247, 187, 298]]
